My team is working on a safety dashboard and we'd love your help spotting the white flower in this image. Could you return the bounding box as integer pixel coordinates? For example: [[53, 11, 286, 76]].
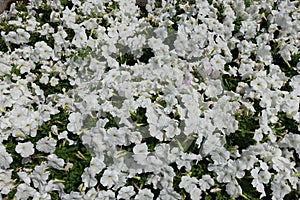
[[9, 106, 31, 129], [251, 167, 271, 198], [62, 191, 83, 200], [204, 79, 223, 98], [72, 26, 88, 48], [210, 147, 230, 165], [15, 142, 35, 158], [174, 34, 189, 57], [250, 77, 268, 93], [117, 186, 136, 200], [36, 137, 57, 153], [82, 167, 98, 187], [104, 127, 126, 146], [90, 156, 106, 174], [16, 28, 31, 44], [0, 145, 13, 169], [25, 16, 40, 32], [132, 143, 149, 164], [17, 171, 31, 185], [47, 154, 65, 169], [271, 174, 292, 200], [240, 20, 257, 39], [201, 132, 225, 156], [67, 112, 83, 133], [145, 155, 164, 172], [34, 41, 53, 60], [280, 133, 300, 154], [179, 176, 198, 193], [83, 188, 98, 200], [2, 31, 18, 44], [62, 6, 76, 27], [256, 44, 272, 65], [30, 164, 50, 191], [190, 187, 202, 200], [226, 179, 242, 198], [39, 73, 49, 84], [238, 60, 255, 79], [15, 183, 37, 200], [100, 169, 118, 188], [57, 131, 75, 145], [39, 23, 55, 36], [135, 188, 154, 200], [290, 75, 300, 95], [53, 26, 68, 45], [157, 188, 181, 200], [199, 175, 214, 191], [50, 77, 59, 86], [97, 190, 116, 199], [0, 169, 14, 195]]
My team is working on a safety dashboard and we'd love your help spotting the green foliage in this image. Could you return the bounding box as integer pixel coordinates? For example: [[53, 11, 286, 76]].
[[226, 113, 258, 150], [52, 140, 92, 193], [284, 190, 300, 200], [117, 53, 137, 66], [143, 137, 160, 152], [233, 16, 243, 36], [10, 64, 22, 77], [171, 164, 189, 198], [104, 1, 119, 13], [15, 1, 29, 19], [34, 3, 54, 24], [126, 172, 151, 190], [0, 36, 8, 52], [191, 66, 205, 83], [50, 192, 60, 200], [272, 112, 299, 138], [28, 31, 55, 48], [215, 2, 225, 23], [238, 173, 262, 200], [130, 107, 148, 127], [70, 46, 92, 62], [104, 112, 119, 129], [222, 74, 241, 92], [244, 0, 253, 8], [139, 48, 155, 64], [60, 0, 74, 8], [191, 160, 212, 179]]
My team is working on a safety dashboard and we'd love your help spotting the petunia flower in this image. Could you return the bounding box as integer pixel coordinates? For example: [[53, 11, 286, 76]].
[[36, 137, 57, 154], [15, 142, 35, 158], [117, 186, 136, 200]]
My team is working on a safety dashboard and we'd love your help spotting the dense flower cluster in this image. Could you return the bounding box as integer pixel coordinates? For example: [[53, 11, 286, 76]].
[[0, 0, 299, 199]]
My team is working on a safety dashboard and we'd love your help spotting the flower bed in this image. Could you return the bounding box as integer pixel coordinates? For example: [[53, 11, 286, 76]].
[[0, 0, 299, 199]]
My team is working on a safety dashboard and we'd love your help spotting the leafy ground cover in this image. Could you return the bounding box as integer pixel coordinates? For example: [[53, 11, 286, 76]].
[[0, 0, 299, 199]]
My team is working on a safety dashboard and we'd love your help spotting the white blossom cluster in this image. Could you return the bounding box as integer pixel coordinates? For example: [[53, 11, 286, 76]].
[[0, 0, 299, 199]]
